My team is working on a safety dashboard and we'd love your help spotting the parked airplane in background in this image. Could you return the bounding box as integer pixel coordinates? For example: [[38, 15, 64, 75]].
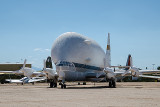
[[47, 32, 160, 88], [0, 59, 45, 79], [113, 54, 160, 80], [5, 77, 45, 85]]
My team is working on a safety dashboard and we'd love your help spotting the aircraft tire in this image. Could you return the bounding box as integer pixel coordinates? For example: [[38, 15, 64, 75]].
[[59, 82, 62, 85], [111, 80, 116, 88], [64, 84, 66, 88], [54, 83, 57, 87], [83, 82, 86, 85], [112, 81, 116, 88], [109, 81, 112, 88], [61, 84, 64, 89], [50, 82, 54, 88]]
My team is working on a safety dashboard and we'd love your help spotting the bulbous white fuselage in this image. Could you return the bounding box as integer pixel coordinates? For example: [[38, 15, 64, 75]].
[[51, 32, 106, 68], [51, 32, 107, 81]]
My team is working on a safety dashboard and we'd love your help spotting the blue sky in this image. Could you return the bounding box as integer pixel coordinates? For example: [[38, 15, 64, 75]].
[[0, 0, 160, 69]]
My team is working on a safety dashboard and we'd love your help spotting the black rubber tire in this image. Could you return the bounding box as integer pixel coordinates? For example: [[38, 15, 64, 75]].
[[50, 82, 54, 88], [54, 83, 57, 87], [109, 81, 112, 88], [61, 84, 64, 89], [78, 82, 80, 85], [63, 84, 66, 88], [112, 81, 116, 88], [83, 82, 86, 85]]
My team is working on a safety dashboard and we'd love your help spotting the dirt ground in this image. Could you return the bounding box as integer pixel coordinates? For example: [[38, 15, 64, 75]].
[[0, 82, 160, 107]]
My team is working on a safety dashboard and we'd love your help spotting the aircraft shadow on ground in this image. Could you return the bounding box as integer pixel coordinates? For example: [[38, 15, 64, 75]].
[[65, 86, 110, 89], [47, 84, 115, 89], [47, 86, 115, 89]]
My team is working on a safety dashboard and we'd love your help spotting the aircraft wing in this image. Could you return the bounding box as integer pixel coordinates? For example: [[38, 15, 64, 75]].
[[139, 75, 160, 79], [0, 70, 23, 75], [114, 71, 124, 76], [28, 77, 46, 83], [0, 71, 15, 74], [139, 70, 160, 74], [32, 72, 46, 77], [114, 70, 132, 77], [110, 66, 130, 68], [5, 79, 23, 83]]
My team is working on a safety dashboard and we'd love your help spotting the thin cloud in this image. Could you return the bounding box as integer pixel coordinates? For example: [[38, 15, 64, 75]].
[[34, 48, 43, 52], [34, 48, 50, 52], [45, 49, 51, 52]]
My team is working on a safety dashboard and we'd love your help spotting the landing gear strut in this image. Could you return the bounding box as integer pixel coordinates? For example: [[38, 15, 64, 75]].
[[109, 80, 116, 88]]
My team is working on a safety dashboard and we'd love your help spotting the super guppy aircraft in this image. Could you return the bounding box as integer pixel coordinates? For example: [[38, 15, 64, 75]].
[[43, 32, 160, 88], [50, 32, 110, 88]]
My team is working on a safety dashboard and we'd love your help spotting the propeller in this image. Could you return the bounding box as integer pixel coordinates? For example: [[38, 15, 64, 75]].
[[103, 67, 116, 79], [129, 67, 140, 77]]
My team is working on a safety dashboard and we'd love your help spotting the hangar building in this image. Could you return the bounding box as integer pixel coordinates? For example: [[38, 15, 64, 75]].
[[0, 63, 31, 71]]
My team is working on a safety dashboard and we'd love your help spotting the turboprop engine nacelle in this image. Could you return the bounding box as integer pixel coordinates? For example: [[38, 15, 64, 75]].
[[43, 68, 58, 79], [130, 67, 140, 77], [104, 67, 116, 79], [43, 60, 58, 80]]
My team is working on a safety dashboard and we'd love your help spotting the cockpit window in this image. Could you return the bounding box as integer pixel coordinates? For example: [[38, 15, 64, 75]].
[[56, 61, 75, 67]]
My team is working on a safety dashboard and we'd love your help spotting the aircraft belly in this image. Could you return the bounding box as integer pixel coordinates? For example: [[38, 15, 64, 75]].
[[64, 71, 85, 81], [64, 68, 105, 82]]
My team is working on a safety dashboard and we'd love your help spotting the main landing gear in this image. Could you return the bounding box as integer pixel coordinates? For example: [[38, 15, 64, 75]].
[[50, 80, 57, 88], [59, 82, 66, 89], [109, 80, 116, 88], [78, 82, 86, 85]]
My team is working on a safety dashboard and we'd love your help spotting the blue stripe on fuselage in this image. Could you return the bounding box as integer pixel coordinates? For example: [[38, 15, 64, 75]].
[[56, 62, 103, 71]]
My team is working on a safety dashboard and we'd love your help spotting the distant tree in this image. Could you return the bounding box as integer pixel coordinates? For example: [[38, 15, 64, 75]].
[[46, 56, 53, 68], [157, 66, 160, 70]]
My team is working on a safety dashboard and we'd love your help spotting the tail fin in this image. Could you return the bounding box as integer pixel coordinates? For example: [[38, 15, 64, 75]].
[[126, 54, 132, 67], [125, 54, 132, 70], [105, 33, 111, 67], [22, 59, 27, 69]]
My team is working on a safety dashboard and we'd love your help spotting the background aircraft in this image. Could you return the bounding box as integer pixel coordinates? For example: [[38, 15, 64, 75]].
[[5, 77, 45, 85], [0, 59, 45, 79]]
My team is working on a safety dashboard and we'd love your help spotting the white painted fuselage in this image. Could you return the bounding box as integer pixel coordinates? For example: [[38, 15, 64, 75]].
[[51, 32, 107, 82]]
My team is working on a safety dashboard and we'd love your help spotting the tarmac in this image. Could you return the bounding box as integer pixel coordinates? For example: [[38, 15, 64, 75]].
[[0, 82, 160, 107]]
